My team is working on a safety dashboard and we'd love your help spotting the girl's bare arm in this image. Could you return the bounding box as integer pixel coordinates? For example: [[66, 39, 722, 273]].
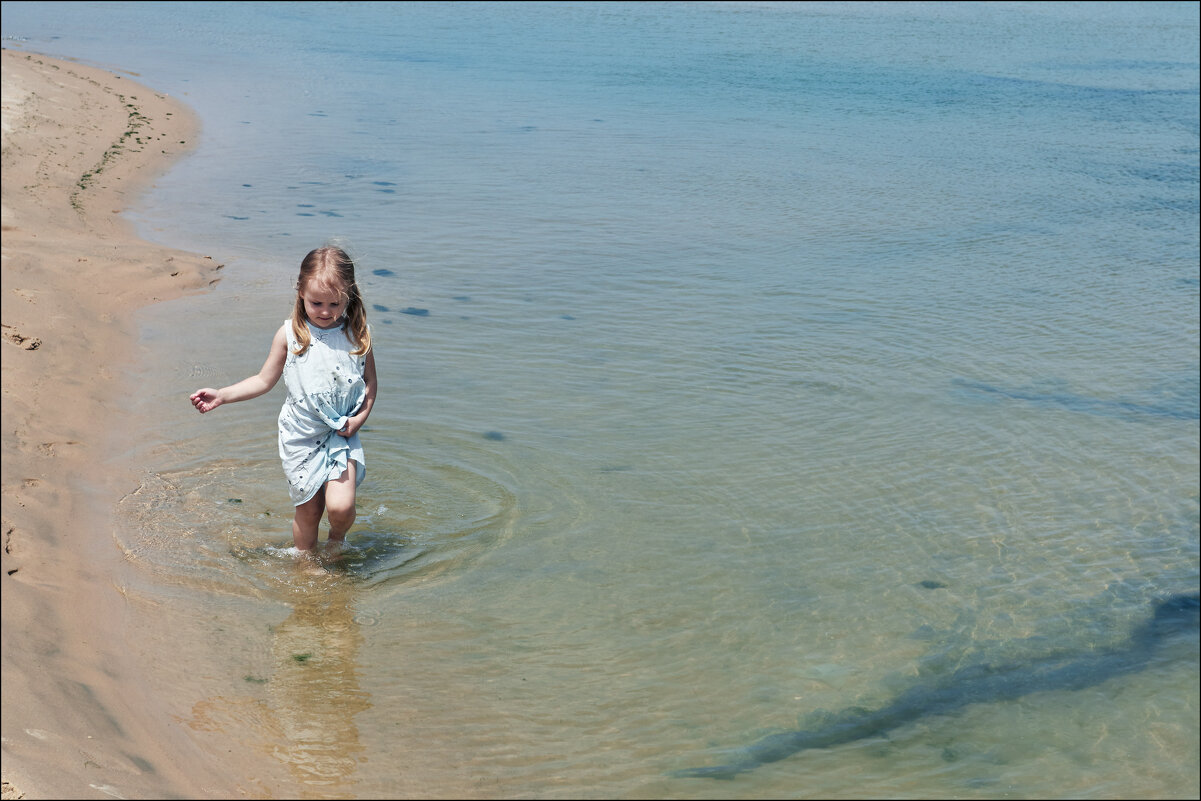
[[190, 325, 289, 413]]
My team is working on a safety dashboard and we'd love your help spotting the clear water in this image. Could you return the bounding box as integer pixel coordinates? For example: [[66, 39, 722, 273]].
[[4, 2, 1198, 798]]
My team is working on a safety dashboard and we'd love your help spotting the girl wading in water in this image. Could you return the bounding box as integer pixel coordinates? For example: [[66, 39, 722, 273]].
[[190, 246, 378, 554]]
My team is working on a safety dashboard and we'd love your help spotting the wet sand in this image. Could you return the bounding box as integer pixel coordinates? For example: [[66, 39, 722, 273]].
[[1, 49, 242, 799]]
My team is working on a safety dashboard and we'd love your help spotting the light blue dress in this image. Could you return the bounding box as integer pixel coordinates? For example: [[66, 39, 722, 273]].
[[278, 319, 368, 505]]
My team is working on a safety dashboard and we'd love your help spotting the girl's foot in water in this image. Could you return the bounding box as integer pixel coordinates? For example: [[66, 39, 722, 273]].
[[321, 538, 347, 567]]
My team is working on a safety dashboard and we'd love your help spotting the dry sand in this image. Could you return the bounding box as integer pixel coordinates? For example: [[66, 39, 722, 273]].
[[1, 49, 246, 799]]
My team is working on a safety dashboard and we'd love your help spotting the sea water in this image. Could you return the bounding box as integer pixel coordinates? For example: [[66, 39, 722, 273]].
[[3, 2, 1198, 798]]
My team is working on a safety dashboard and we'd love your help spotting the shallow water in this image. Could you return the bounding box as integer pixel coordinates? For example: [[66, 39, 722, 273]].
[[4, 2, 1198, 797]]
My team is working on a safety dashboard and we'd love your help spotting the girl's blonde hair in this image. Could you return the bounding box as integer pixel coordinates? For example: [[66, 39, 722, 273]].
[[290, 246, 371, 356]]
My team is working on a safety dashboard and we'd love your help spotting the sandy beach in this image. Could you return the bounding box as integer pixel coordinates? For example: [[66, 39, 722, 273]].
[[1, 49, 239, 799]]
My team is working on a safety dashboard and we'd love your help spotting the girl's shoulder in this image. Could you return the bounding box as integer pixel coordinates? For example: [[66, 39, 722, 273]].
[[274, 320, 295, 349]]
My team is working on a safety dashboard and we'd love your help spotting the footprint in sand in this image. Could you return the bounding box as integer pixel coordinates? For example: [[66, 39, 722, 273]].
[[37, 441, 80, 456], [1, 324, 41, 350]]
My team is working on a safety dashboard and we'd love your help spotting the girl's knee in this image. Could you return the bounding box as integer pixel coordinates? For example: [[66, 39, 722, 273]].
[[327, 498, 356, 525], [326, 500, 356, 541]]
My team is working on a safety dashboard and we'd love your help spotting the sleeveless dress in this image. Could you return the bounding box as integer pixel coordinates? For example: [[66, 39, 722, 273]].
[[278, 319, 368, 505]]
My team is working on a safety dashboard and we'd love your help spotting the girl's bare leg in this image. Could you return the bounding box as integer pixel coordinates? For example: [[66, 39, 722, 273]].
[[324, 461, 357, 544], [292, 491, 325, 551]]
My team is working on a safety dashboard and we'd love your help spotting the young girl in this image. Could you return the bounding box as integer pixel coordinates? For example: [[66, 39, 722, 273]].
[[190, 246, 378, 553]]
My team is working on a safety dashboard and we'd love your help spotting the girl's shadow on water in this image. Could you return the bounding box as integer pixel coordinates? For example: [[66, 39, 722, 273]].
[[266, 569, 370, 794], [208, 524, 470, 797], [211, 533, 414, 796]]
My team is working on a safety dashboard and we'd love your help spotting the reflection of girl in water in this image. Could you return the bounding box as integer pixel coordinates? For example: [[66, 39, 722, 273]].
[[270, 574, 371, 792]]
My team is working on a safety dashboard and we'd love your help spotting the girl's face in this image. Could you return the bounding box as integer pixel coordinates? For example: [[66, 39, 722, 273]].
[[300, 281, 346, 329]]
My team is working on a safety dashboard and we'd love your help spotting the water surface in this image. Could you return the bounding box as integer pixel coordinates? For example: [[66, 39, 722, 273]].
[[4, 2, 1197, 797]]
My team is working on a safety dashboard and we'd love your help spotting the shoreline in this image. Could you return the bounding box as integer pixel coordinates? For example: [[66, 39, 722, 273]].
[[1, 49, 240, 799]]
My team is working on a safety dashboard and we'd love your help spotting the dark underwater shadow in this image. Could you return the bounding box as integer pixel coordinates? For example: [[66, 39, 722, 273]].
[[672, 589, 1200, 780], [951, 376, 1200, 422]]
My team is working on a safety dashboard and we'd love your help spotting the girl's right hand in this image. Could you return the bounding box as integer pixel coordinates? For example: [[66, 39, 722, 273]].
[[190, 388, 223, 414]]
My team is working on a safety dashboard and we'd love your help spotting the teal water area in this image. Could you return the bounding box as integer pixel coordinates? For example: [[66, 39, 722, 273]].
[[4, 2, 1197, 797]]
